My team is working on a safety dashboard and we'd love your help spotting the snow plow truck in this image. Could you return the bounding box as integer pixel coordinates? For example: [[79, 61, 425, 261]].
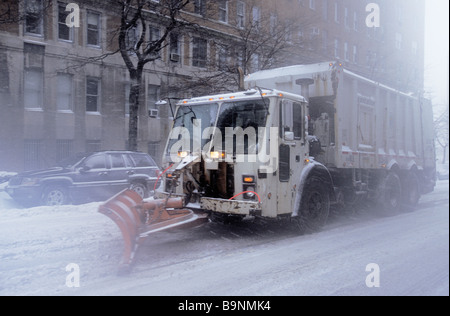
[[99, 62, 436, 271]]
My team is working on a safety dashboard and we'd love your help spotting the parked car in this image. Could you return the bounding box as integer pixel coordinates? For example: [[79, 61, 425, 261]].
[[436, 163, 449, 180], [6, 151, 161, 206]]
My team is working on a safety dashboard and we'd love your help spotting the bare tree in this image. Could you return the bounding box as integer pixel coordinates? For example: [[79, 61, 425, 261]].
[[117, 0, 190, 151], [435, 108, 449, 163], [172, 1, 320, 96]]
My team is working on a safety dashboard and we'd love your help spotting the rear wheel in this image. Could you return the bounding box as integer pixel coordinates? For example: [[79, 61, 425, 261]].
[[402, 172, 421, 211], [379, 172, 402, 215], [42, 185, 69, 206], [130, 182, 148, 199], [294, 176, 330, 233]]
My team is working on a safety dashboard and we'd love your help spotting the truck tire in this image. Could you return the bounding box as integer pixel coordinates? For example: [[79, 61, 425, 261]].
[[294, 176, 330, 233], [379, 172, 402, 215], [42, 185, 69, 206], [402, 172, 421, 211]]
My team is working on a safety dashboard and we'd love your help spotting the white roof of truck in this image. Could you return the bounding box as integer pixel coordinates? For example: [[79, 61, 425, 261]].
[[245, 61, 420, 99], [245, 62, 334, 84], [179, 88, 306, 105]]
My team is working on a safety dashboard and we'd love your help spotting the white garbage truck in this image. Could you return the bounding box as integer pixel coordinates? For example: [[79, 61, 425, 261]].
[[155, 61, 436, 231]]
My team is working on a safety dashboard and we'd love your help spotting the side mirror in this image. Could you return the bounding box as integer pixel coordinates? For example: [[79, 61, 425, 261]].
[[155, 100, 168, 106], [79, 165, 91, 173], [284, 131, 294, 141]]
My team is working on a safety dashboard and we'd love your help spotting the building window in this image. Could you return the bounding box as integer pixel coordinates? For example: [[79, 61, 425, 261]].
[[353, 11, 358, 31], [252, 6, 261, 30], [194, 0, 206, 17], [57, 73, 73, 111], [218, 0, 228, 23], [218, 46, 229, 71], [237, 1, 245, 28], [24, 69, 43, 109], [58, 3, 73, 42], [24, 139, 42, 170], [86, 77, 100, 112], [169, 33, 180, 62], [56, 140, 73, 163], [25, 0, 44, 36], [126, 26, 138, 53], [309, 0, 315, 10], [192, 37, 207, 68], [149, 26, 161, 57], [87, 11, 100, 47], [147, 84, 160, 118]]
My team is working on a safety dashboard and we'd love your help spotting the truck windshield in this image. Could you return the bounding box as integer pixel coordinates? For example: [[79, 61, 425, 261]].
[[216, 100, 269, 155], [167, 103, 219, 155]]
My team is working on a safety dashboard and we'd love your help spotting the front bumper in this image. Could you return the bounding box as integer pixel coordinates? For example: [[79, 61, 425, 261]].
[[155, 190, 261, 216], [201, 197, 261, 216], [5, 185, 41, 204]]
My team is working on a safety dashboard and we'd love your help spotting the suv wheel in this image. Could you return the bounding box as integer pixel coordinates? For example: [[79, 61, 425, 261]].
[[42, 185, 69, 206], [130, 182, 148, 199]]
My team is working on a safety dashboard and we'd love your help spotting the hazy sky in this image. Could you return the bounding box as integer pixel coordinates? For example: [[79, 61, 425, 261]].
[[425, 0, 449, 113]]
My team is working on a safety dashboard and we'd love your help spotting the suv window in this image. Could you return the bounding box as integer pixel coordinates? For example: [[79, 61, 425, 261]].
[[84, 154, 106, 169], [110, 154, 126, 168], [130, 153, 155, 167]]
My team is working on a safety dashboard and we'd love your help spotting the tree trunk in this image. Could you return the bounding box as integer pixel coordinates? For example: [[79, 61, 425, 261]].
[[127, 70, 142, 152]]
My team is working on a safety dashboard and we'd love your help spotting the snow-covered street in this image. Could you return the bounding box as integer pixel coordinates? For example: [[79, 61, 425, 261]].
[[0, 181, 448, 296]]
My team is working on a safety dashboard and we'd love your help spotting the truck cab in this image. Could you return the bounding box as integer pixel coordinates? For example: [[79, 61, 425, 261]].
[[156, 88, 333, 227]]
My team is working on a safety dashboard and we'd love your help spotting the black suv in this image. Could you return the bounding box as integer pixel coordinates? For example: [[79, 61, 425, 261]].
[[6, 151, 161, 206]]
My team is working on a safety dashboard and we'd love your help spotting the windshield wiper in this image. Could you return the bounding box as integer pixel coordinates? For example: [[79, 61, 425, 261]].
[[174, 106, 198, 122], [256, 87, 270, 114]]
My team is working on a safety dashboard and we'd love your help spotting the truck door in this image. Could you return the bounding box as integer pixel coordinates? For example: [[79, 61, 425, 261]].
[[277, 99, 306, 215]]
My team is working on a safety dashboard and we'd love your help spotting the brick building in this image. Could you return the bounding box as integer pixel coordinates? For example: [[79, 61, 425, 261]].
[[0, 0, 425, 171]]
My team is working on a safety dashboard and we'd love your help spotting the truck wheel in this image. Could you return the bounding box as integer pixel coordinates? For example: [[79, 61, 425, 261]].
[[379, 172, 402, 215], [402, 172, 421, 211], [130, 182, 148, 199], [294, 176, 330, 233], [42, 185, 69, 206]]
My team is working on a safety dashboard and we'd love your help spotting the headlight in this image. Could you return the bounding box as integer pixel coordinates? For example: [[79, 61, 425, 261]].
[[210, 151, 226, 160], [244, 188, 256, 199]]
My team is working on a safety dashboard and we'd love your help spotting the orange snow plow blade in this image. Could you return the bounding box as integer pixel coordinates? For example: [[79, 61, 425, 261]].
[[98, 190, 208, 273]]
